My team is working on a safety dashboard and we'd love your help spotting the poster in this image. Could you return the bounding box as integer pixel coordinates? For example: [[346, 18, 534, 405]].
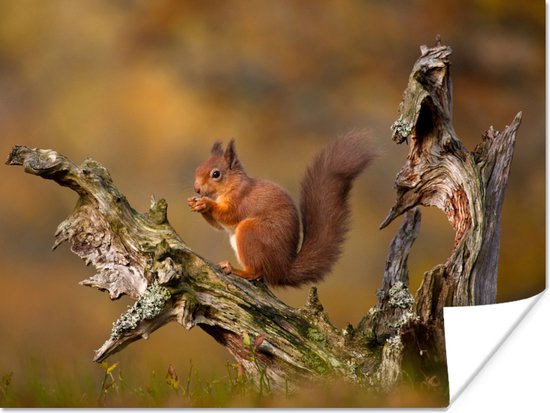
[[0, 1, 544, 409]]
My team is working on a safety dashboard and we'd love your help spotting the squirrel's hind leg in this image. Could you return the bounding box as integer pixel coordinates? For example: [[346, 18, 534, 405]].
[[219, 218, 269, 281], [218, 260, 261, 280]]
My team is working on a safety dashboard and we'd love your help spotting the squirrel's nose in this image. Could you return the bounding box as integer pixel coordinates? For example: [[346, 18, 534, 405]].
[[194, 183, 201, 195]]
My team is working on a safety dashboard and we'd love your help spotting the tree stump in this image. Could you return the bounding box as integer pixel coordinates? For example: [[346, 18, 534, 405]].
[[6, 40, 520, 399]]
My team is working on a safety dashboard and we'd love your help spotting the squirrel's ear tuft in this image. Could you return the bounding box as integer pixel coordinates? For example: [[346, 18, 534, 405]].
[[211, 141, 224, 156], [224, 139, 241, 170]]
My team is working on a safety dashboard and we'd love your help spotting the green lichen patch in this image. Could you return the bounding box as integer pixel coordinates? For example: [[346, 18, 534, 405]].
[[306, 327, 326, 344], [302, 349, 331, 376], [111, 281, 171, 340], [387, 282, 414, 309], [391, 117, 414, 141]]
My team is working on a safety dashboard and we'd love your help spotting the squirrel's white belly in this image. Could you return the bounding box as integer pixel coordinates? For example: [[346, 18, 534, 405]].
[[229, 233, 239, 258], [224, 226, 242, 266]]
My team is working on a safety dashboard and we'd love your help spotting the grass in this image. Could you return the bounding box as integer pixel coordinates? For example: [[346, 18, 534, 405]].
[[0, 358, 274, 408], [0, 357, 447, 408]]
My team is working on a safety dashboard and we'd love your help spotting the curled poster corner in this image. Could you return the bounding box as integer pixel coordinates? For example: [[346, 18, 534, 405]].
[[444, 291, 546, 403]]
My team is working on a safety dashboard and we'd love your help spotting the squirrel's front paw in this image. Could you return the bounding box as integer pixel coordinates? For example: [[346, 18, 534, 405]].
[[187, 196, 208, 212], [218, 260, 233, 275]]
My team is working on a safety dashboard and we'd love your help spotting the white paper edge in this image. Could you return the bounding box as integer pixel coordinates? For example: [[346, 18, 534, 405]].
[[444, 291, 545, 403], [447, 290, 549, 412]]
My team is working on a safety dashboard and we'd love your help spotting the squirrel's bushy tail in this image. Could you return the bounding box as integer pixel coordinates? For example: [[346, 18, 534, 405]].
[[281, 131, 375, 287]]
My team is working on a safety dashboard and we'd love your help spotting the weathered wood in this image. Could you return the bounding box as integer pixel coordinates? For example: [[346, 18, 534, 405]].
[[380, 43, 520, 323], [358, 208, 420, 343], [6, 40, 519, 400], [360, 42, 519, 392]]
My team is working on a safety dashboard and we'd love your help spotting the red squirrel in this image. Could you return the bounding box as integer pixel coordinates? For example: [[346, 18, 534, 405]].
[[187, 132, 374, 287]]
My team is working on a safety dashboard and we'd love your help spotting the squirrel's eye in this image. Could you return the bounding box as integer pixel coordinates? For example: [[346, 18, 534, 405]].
[[210, 169, 222, 180]]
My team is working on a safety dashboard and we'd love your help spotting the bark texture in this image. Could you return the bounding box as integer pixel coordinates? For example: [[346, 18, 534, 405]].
[[6, 40, 519, 397]]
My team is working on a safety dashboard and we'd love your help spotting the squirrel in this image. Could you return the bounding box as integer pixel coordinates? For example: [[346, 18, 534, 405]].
[[187, 132, 375, 287]]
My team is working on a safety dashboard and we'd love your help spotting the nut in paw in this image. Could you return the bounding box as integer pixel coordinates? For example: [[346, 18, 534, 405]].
[[187, 196, 208, 213]]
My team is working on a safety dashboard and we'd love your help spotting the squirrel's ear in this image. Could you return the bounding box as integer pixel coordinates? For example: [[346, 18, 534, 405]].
[[210, 141, 224, 156], [224, 139, 241, 170]]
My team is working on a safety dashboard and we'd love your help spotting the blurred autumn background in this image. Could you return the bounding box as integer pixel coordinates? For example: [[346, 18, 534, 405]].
[[0, 0, 544, 407]]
